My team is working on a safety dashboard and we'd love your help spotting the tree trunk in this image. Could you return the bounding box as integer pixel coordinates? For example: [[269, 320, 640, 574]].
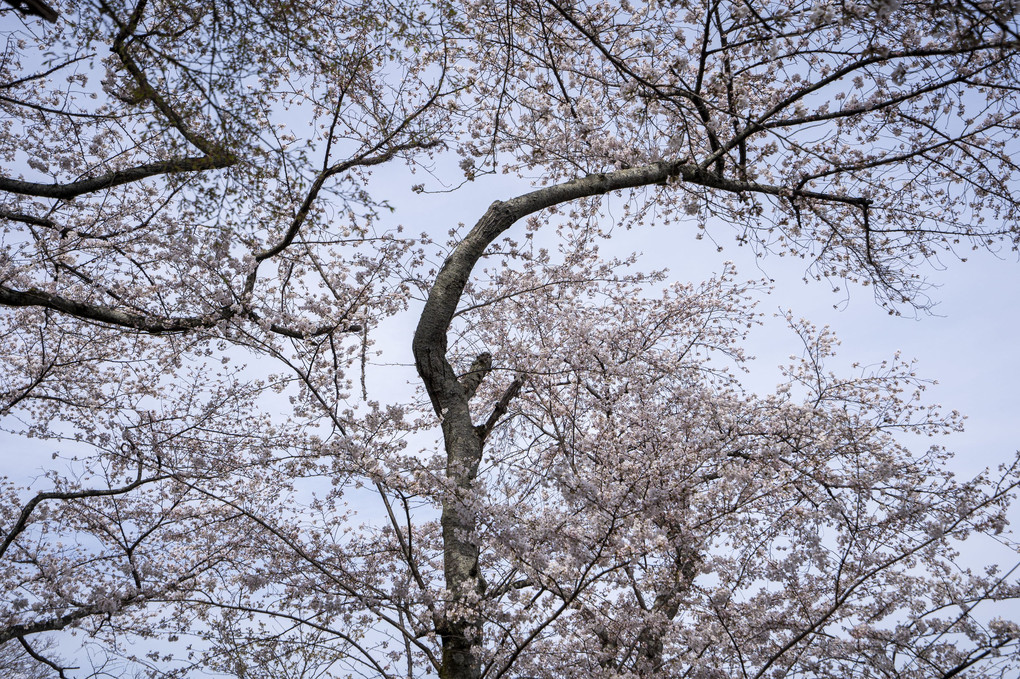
[[412, 164, 684, 678], [436, 406, 485, 679]]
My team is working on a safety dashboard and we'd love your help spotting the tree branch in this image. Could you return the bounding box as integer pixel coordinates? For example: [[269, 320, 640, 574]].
[[0, 284, 361, 338], [479, 375, 524, 441], [0, 155, 236, 200], [0, 448, 162, 560], [459, 352, 493, 401], [2, 0, 58, 22], [17, 637, 76, 679]]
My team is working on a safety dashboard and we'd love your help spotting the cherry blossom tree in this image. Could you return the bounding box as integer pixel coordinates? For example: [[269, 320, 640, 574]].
[[2, 1, 1020, 678]]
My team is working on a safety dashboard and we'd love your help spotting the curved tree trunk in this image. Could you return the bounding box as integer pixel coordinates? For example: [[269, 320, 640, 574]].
[[412, 163, 683, 678]]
